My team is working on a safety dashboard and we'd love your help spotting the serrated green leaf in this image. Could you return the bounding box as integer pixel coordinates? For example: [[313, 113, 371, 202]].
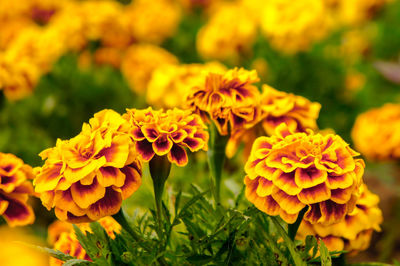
[[17, 243, 75, 262]]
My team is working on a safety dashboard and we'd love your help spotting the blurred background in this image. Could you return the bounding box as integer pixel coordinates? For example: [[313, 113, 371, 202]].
[[1, 0, 400, 264]]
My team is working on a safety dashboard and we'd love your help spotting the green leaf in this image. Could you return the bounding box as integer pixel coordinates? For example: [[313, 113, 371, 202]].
[[62, 259, 93, 266], [269, 216, 306, 266], [319, 241, 332, 266], [186, 254, 214, 264], [17, 243, 75, 262]]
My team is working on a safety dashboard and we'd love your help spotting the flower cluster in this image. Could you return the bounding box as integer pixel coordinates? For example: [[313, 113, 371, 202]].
[[34, 109, 142, 222], [146, 62, 227, 109], [352, 103, 400, 161], [0, 0, 182, 100], [244, 123, 364, 224], [123, 107, 209, 167], [0, 153, 35, 227], [186, 67, 261, 136], [49, 216, 121, 266], [296, 184, 382, 255]]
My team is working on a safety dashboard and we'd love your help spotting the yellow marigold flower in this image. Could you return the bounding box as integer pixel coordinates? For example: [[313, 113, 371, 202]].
[[260, 85, 321, 135], [121, 44, 179, 95], [297, 184, 382, 255], [244, 123, 364, 225], [125, 0, 181, 44], [123, 107, 209, 167], [50, 216, 120, 266], [0, 152, 35, 227], [352, 103, 400, 161], [226, 85, 320, 159], [196, 2, 258, 62], [260, 0, 332, 54], [146, 62, 227, 109], [34, 109, 142, 223], [0, 226, 49, 266], [186, 67, 261, 136]]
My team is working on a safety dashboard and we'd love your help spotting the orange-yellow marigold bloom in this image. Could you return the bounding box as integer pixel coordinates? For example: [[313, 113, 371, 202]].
[[146, 61, 227, 109], [0, 152, 35, 227], [260, 85, 321, 135], [186, 67, 261, 136], [297, 184, 382, 255], [50, 216, 120, 266], [352, 103, 400, 161], [226, 85, 320, 159], [123, 107, 209, 167], [34, 109, 142, 223], [244, 123, 364, 225]]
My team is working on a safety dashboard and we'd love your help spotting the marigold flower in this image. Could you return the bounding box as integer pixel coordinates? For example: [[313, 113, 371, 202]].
[[146, 62, 227, 109], [297, 184, 382, 255], [123, 107, 209, 167], [196, 2, 257, 61], [186, 67, 261, 136], [50, 216, 120, 266], [0, 152, 35, 227], [260, 85, 321, 135], [121, 44, 179, 95], [259, 0, 332, 54], [34, 109, 142, 223], [244, 123, 364, 224], [352, 103, 400, 161], [226, 85, 321, 159]]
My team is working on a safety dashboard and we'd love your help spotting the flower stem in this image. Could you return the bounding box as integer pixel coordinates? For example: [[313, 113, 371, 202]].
[[149, 155, 171, 239], [288, 207, 307, 241], [207, 123, 229, 204]]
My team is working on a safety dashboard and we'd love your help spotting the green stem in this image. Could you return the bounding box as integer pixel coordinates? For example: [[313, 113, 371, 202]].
[[149, 155, 171, 238], [207, 123, 229, 204], [288, 207, 307, 241]]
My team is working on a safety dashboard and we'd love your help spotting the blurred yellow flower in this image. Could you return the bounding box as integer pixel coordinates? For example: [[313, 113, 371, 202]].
[[186, 67, 261, 136], [121, 44, 179, 95], [333, 0, 389, 26], [352, 103, 400, 161], [34, 109, 142, 223], [245, 123, 364, 224], [123, 107, 209, 166], [196, 2, 258, 62], [297, 184, 382, 255], [146, 62, 227, 109], [260, 0, 332, 54], [125, 0, 181, 44], [0, 226, 49, 266]]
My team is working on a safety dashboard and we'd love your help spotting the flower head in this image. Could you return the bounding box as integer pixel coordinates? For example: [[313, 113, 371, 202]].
[[352, 103, 400, 161], [0, 152, 35, 227], [123, 107, 209, 167], [244, 123, 364, 224], [34, 109, 142, 223], [297, 184, 382, 255], [226, 85, 321, 158], [260, 85, 321, 135], [186, 67, 261, 136], [146, 62, 227, 109], [49, 216, 121, 266]]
